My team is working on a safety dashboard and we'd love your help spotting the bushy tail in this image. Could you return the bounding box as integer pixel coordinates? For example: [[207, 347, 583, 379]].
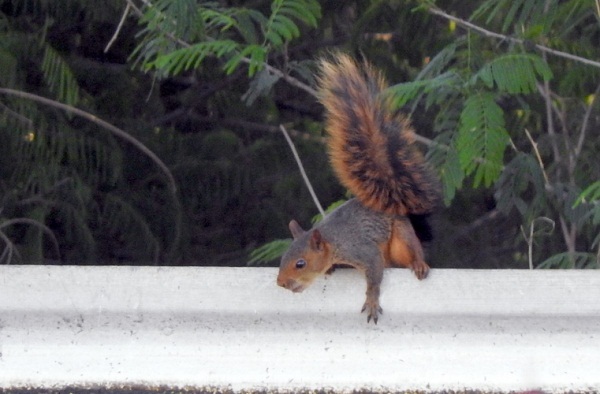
[[318, 53, 441, 216]]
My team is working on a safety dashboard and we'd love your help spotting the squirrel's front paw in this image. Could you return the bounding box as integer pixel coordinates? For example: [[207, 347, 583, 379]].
[[361, 299, 383, 324]]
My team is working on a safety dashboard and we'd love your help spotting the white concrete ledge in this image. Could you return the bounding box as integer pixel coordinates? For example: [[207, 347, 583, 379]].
[[1, 266, 599, 392]]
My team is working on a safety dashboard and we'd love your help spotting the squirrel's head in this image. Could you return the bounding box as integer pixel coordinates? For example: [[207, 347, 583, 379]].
[[277, 220, 332, 293]]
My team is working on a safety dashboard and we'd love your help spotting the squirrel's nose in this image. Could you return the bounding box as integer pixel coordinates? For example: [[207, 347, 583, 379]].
[[276, 275, 286, 288]]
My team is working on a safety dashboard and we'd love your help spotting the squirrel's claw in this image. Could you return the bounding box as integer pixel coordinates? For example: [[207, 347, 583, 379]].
[[361, 300, 383, 324]]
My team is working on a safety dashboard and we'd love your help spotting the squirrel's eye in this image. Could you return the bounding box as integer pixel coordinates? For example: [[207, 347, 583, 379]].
[[295, 259, 307, 269]]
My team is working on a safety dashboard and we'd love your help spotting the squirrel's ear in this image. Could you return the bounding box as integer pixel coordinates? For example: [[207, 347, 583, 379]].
[[288, 220, 305, 239], [310, 229, 325, 251]]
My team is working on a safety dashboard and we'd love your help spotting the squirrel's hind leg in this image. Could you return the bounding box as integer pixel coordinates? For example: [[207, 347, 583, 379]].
[[387, 218, 430, 280]]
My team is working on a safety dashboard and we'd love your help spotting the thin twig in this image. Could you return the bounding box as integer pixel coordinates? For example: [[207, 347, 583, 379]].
[[243, 58, 318, 97], [558, 214, 576, 258], [427, 6, 600, 69], [0, 87, 177, 194], [537, 81, 562, 178], [125, 0, 143, 16], [528, 222, 534, 270], [449, 209, 500, 244], [279, 124, 325, 217], [523, 128, 550, 185], [555, 99, 574, 173], [519, 223, 534, 270], [521, 217, 556, 269], [105, 2, 131, 53], [536, 55, 575, 258], [575, 82, 600, 159]]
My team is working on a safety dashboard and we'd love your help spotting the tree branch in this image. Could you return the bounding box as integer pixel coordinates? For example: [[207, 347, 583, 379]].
[[427, 6, 600, 69], [0, 88, 177, 194], [536, 80, 562, 179]]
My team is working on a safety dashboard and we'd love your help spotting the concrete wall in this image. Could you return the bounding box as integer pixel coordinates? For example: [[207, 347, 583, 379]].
[[1, 266, 599, 392]]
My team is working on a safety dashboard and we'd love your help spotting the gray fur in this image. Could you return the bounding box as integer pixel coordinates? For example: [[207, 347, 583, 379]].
[[280, 198, 390, 269]]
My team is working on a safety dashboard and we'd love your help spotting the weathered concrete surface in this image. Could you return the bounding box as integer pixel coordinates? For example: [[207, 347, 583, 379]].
[[0, 266, 599, 393]]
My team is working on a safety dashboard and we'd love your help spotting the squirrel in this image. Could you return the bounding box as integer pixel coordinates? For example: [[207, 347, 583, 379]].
[[276, 53, 441, 324]]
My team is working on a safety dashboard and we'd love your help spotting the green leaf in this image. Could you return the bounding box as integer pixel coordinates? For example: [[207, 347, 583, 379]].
[[202, 8, 236, 31], [575, 181, 600, 206], [457, 92, 509, 187], [248, 239, 292, 265], [270, 19, 297, 41], [224, 44, 266, 76], [149, 0, 204, 41], [439, 147, 464, 205], [494, 152, 546, 217], [538, 252, 598, 269], [263, 0, 321, 48], [473, 53, 553, 94], [281, 1, 319, 27], [426, 132, 464, 205], [232, 9, 262, 44], [471, 0, 548, 34], [41, 45, 80, 106], [312, 199, 347, 224], [149, 40, 238, 76], [387, 71, 459, 109], [416, 42, 458, 80]]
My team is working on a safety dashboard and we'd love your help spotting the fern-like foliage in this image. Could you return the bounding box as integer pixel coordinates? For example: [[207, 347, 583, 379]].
[[263, 0, 320, 47], [494, 153, 546, 217], [457, 92, 509, 187], [135, 0, 321, 77], [0, 47, 17, 87], [387, 71, 460, 109], [387, 34, 556, 202], [41, 45, 80, 106], [426, 132, 464, 205], [575, 181, 600, 206], [473, 53, 553, 94], [0, 2, 174, 264], [247, 198, 346, 265], [248, 238, 291, 265], [538, 252, 598, 269], [471, 0, 550, 34], [388, 40, 554, 197], [149, 40, 240, 76], [472, 0, 594, 40], [571, 182, 600, 255], [100, 193, 161, 263]]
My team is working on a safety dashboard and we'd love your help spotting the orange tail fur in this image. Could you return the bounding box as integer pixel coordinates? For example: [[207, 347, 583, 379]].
[[318, 54, 441, 216]]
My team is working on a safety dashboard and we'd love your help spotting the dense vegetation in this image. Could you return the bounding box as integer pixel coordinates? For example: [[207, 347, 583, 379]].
[[0, 0, 599, 269]]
